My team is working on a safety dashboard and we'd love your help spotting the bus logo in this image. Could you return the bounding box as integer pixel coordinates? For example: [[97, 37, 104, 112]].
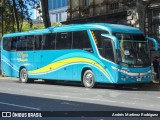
[[17, 52, 28, 62]]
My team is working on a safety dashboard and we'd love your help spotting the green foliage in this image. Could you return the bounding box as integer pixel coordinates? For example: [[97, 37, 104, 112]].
[[0, 0, 41, 35], [21, 21, 44, 31], [21, 21, 61, 32], [0, 0, 61, 39]]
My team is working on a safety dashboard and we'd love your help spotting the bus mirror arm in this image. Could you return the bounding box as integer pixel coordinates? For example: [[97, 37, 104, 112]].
[[146, 37, 158, 51], [101, 34, 120, 50]]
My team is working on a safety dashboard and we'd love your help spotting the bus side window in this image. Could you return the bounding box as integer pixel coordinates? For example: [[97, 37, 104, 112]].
[[72, 31, 93, 52], [34, 35, 42, 50], [11, 37, 17, 51], [16, 36, 27, 51], [91, 30, 109, 55], [43, 33, 56, 50], [27, 36, 34, 51], [56, 32, 72, 50], [102, 37, 115, 62], [3, 38, 11, 51]]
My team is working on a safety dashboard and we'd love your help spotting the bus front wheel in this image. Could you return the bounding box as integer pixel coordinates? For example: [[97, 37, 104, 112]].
[[83, 70, 95, 88], [19, 68, 33, 83]]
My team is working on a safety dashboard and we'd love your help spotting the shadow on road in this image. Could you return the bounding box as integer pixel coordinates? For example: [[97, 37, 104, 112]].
[[0, 93, 158, 120], [28, 80, 160, 91], [0, 92, 146, 112]]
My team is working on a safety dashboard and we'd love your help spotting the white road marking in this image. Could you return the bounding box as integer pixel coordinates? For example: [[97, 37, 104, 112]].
[[0, 87, 116, 104], [44, 94, 116, 103], [0, 102, 40, 110]]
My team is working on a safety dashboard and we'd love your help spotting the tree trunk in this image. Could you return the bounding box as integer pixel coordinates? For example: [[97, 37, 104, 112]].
[[12, 0, 20, 32], [7, 0, 15, 32], [136, 0, 145, 32], [136, 0, 153, 34], [41, 0, 51, 28]]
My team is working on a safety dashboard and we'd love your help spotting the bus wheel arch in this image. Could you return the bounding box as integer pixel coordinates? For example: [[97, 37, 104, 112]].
[[81, 68, 96, 88]]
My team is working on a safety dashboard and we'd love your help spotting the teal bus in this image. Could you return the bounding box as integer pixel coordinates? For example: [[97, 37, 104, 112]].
[[1, 23, 158, 88]]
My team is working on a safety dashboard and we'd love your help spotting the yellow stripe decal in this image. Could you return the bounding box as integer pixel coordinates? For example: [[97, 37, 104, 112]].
[[28, 57, 109, 77]]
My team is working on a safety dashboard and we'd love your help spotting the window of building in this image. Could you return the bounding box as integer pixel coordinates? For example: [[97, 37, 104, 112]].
[[72, 31, 93, 52], [72, 0, 79, 8], [110, 2, 119, 10], [56, 32, 72, 50], [152, 9, 160, 40], [48, 0, 52, 10], [62, 0, 67, 7], [57, 0, 61, 8], [59, 13, 62, 22], [56, 14, 59, 22]]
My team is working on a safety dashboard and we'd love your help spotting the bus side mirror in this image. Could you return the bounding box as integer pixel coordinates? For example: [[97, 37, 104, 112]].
[[101, 34, 120, 49], [146, 37, 158, 51]]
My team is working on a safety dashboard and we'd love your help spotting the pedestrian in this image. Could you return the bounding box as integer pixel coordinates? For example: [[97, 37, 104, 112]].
[[153, 56, 159, 81]]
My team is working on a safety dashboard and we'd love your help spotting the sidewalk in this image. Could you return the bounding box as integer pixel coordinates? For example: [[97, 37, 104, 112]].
[[0, 76, 18, 80]]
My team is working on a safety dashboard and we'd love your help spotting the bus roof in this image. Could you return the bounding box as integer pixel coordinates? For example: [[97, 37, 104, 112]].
[[3, 23, 143, 38]]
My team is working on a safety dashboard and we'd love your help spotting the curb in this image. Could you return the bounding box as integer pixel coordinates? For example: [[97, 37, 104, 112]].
[[0, 76, 18, 80]]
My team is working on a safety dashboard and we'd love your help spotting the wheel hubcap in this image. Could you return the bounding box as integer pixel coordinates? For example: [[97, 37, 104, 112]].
[[85, 73, 93, 85], [21, 69, 27, 82]]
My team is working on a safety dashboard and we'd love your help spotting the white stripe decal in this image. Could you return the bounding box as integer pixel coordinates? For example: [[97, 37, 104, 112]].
[[1, 59, 19, 72]]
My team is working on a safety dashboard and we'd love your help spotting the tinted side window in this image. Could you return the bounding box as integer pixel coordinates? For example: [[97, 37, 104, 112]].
[[34, 35, 43, 50], [56, 32, 72, 50], [11, 37, 18, 51], [27, 36, 34, 50], [72, 31, 92, 52], [91, 30, 109, 53], [3, 38, 11, 51], [101, 37, 114, 61], [43, 33, 56, 50], [16, 36, 27, 51]]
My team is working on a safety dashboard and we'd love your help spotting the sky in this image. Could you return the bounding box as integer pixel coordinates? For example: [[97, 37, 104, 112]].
[[27, 5, 35, 19]]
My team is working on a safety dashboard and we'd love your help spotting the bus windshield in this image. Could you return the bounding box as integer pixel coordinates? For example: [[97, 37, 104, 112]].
[[114, 33, 151, 67]]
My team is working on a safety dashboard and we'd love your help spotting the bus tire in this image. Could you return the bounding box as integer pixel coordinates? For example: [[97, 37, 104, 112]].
[[83, 70, 95, 88], [19, 68, 33, 83], [114, 84, 124, 89]]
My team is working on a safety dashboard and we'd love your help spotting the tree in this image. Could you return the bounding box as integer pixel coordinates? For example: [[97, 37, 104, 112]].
[[1, 0, 40, 33], [41, 0, 51, 28], [136, 0, 153, 34], [123, 0, 153, 34]]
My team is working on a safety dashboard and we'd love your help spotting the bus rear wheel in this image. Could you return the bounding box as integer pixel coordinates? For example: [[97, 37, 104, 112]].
[[83, 70, 95, 88], [19, 68, 33, 83]]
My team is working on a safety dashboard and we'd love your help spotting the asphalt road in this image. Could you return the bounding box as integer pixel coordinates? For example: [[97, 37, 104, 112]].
[[0, 77, 160, 120]]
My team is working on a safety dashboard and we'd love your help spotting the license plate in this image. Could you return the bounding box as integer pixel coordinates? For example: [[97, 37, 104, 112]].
[[137, 78, 141, 82]]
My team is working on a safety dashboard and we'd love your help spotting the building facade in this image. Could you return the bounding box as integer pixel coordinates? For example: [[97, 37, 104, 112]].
[[65, 0, 160, 42], [48, 0, 68, 23], [66, 0, 126, 24], [148, 1, 160, 41], [33, 3, 42, 20]]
